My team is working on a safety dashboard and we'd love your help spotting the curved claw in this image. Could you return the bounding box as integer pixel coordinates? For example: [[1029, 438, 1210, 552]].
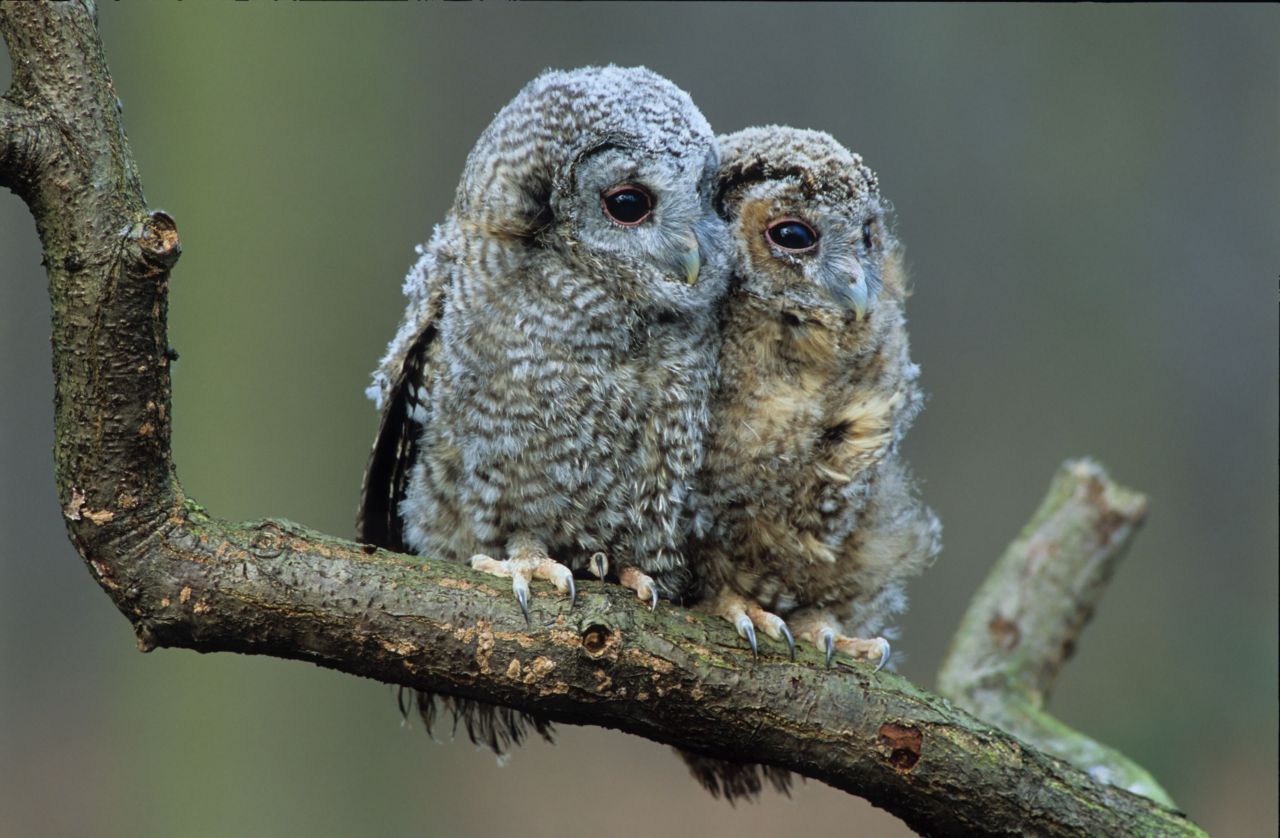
[[618, 567, 658, 610], [591, 552, 608, 581], [780, 622, 796, 661], [514, 580, 530, 625], [875, 640, 891, 672], [734, 613, 758, 658], [822, 629, 835, 668], [567, 575, 577, 610]]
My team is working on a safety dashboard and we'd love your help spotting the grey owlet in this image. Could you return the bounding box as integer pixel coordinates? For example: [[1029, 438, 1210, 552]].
[[358, 66, 728, 752], [681, 126, 942, 801]]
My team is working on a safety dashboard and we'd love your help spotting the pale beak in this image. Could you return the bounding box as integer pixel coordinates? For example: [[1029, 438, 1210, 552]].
[[825, 260, 869, 320], [681, 234, 702, 285], [847, 280, 869, 322]]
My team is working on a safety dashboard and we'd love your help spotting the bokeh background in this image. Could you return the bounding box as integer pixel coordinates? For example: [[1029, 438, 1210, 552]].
[[2, 5, 1276, 837]]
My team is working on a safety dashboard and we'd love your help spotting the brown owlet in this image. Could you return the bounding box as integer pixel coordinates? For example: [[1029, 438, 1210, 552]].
[[682, 126, 941, 800], [358, 66, 728, 751]]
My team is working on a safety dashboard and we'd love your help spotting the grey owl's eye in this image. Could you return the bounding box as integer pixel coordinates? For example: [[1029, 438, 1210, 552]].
[[766, 218, 818, 252], [601, 184, 654, 226]]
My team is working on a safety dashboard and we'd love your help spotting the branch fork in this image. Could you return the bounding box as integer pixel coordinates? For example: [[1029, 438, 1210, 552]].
[[1, 2, 1202, 835]]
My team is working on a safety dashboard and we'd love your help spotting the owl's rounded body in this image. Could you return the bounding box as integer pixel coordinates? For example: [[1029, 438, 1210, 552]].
[[703, 249, 934, 633], [400, 213, 722, 594], [681, 127, 940, 801], [359, 66, 728, 753], [361, 66, 728, 603]]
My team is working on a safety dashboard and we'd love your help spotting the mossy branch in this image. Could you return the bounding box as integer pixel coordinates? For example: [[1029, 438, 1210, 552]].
[[1, 2, 1201, 835], [938, 459, 1176, 807]]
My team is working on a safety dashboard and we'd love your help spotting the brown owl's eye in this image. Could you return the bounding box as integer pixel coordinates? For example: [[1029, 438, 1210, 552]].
[[766, 218, 818, 252], [601, 185, 653, 226]]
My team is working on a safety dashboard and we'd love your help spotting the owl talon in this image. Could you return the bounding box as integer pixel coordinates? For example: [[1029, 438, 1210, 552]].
[[875, 640, 891, 672], [713, 590, 796, 659], [514, 579, 530, 625], [795, 616, 892, 670], [749, 606, 793, 659], [835, 636, 892, 670], [618, 567, 659, 609], [470, 549, 576, 619], [591, 552, 608, 581], [733, 612, 758, 658], [542, 562, 576, 607]]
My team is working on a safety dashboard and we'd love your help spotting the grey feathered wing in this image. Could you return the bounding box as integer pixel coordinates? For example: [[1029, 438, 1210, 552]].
[[356, 321, 433, 553], [356, 264, 555, 754]]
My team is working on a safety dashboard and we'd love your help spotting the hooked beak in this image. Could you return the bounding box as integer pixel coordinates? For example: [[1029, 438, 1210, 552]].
[[680, 233, 702, 285], [825, 259, 869, 320], [847, 279, 869, 322]]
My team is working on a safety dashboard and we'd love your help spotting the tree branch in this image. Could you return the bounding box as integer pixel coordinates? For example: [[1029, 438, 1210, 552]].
[[938, 459, 1176, 807], [1, 3, 1202, 835], [1, 96, 29, 171]]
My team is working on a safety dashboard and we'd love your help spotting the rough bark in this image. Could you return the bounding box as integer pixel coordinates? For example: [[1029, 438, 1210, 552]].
[[938, 458, 1177, 807], [1, 3, 1203, 836]]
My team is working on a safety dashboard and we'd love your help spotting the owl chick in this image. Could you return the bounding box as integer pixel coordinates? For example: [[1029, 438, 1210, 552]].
[[680, 127, 941, 800], [358, 67, 727, 750]]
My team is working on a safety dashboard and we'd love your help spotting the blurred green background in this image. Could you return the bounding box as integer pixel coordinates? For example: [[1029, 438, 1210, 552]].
[[2, 5, 1276, 837]]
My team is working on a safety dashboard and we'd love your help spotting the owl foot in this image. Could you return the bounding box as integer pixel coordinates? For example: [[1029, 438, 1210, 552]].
[[618, 566, 660, 610], [712, 590, 796, 660], [469, 551, 576, 623], [796, 623, 889, 671]]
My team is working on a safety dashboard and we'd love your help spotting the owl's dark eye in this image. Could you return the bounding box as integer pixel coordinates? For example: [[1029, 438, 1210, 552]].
[[766, 218, 818, 252], [601, 185, 653, 226]]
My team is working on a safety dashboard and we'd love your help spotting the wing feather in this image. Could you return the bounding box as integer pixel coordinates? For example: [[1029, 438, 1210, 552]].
[[356, 265, 447, 552]]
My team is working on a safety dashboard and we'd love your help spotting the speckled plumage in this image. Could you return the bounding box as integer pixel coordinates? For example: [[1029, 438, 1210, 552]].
[[682, 127, 941, 801], [358, 66, 728, 752]]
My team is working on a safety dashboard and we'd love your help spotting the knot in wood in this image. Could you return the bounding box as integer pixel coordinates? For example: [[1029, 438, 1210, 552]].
[[137, 210, 181, 272], [249, 522, 284, 558], [581, 623, 611, 657], [987, 614, 1022, 652], [878, 723, 923, 773]]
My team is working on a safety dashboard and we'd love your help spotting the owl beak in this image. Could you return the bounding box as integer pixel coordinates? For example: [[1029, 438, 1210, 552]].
[[847, 280, 869, 321], [681, 235, 702, 285], [824, 261, 869, 320]]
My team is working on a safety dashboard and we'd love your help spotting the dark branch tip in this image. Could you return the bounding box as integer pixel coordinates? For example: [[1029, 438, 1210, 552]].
[[135, 210, 181, 271], [135, 624, 157, 653], [580, 623, 612, 657]]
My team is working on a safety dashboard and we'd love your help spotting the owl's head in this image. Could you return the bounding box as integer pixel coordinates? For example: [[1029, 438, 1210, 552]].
[[715, 126, 890, 320], [455, 66, 728, 310]]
